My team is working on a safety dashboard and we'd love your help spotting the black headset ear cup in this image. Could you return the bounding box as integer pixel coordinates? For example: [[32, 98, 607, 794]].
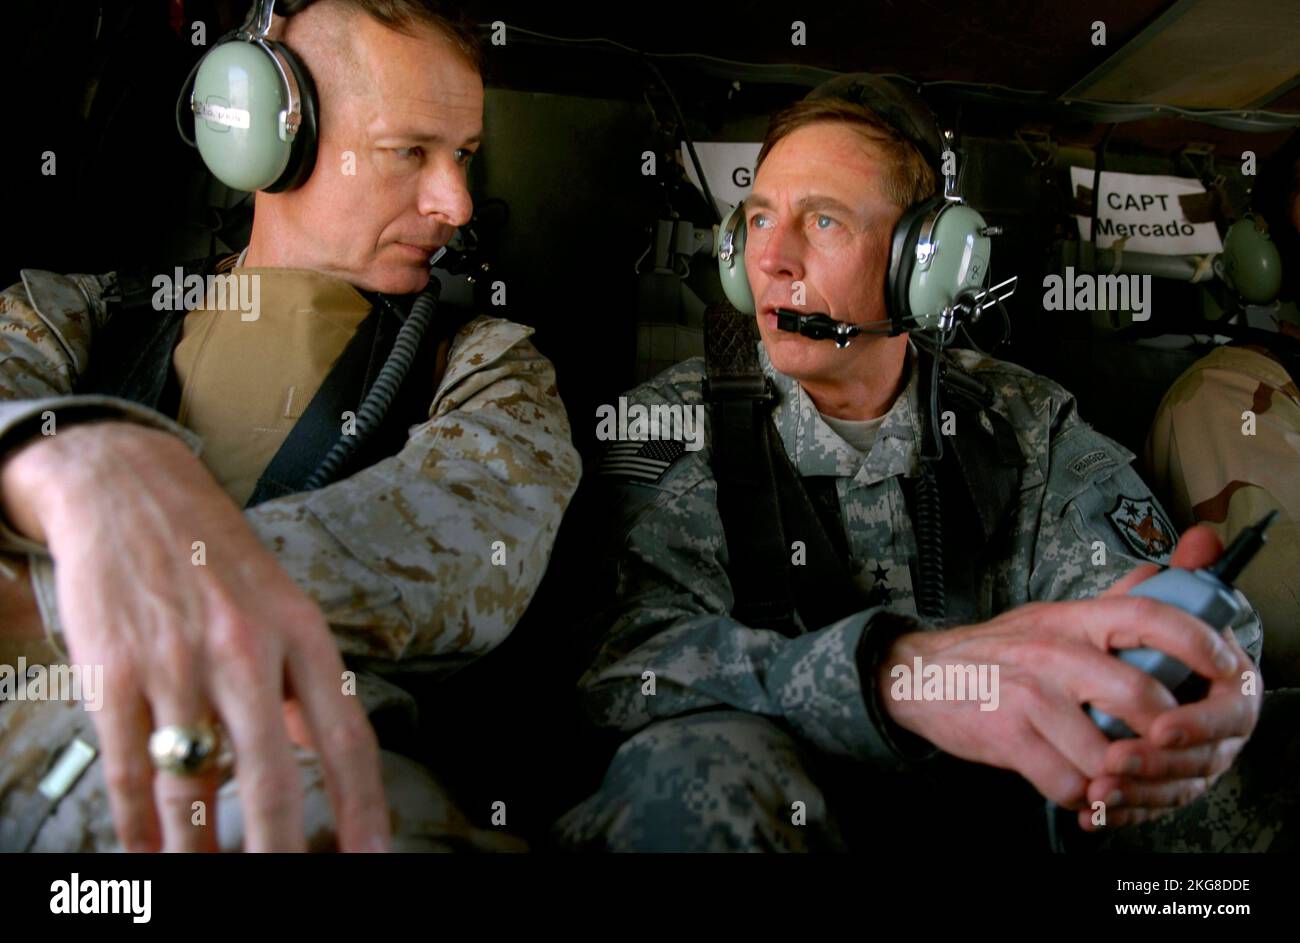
[[261, 39, 320, 193], [887, 196, 943, 330]]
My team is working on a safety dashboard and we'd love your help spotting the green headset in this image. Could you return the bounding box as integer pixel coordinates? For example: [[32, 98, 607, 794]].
[[1219, 215, 1284, 306], [716, 74, 1004, 336], [176, 0, 321, 192]]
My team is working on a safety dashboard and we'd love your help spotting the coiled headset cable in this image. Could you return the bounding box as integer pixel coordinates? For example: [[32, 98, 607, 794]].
[[302, 274, 441, 491]]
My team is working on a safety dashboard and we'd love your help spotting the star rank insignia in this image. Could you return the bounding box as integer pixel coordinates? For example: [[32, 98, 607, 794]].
[[864, 562, 894, 606]]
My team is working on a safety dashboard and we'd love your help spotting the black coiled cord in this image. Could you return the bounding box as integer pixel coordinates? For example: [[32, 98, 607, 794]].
[[913, 456, 946, 622], [302, 277, 441, 491], [912, 328, 952, 622]]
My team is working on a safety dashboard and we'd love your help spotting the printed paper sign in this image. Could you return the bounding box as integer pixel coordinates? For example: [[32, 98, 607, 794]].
[[681, 142, 762, 217], [1071, 168, 1223, 255]]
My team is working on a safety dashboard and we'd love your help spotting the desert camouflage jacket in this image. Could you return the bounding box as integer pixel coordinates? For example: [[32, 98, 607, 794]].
[[0, 266, 581, 671], [1145, 342, 1299, 685]]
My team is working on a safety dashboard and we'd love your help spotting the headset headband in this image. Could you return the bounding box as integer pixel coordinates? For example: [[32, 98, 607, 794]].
[[238, 0, 318, 32], [270, 0, 318, 17], [241, 0, 275, 35], [803, 74, 946, 179]]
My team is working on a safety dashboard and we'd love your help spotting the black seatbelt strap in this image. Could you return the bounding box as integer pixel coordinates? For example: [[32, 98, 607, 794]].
[[74, 254, 471, 507], [245, 295, 474, 507], [768, 434, 870, 630], [74, 255, 230, 413], [801, 477, 852, 561], [704, 304, 795, 634], [704, 303, 867, 635], [243, 302, 391, 506], [705, 301, 1026, 633]]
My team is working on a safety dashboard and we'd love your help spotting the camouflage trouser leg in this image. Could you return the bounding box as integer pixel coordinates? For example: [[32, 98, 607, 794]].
[[0, 696, 525, 853], [1089, 688, 1300, 853], [552, 709, 847, 852]]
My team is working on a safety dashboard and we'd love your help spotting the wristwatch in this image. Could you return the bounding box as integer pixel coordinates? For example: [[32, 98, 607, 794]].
[[857, 609, 941, 764]]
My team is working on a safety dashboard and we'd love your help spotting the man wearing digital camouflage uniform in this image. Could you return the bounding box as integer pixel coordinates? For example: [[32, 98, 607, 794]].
[[554, 75, 1298, 853]]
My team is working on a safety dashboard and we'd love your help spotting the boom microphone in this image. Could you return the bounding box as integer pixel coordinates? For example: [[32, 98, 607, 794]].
[[774, 274, 1019, 348], [774, 308, 892, 348]]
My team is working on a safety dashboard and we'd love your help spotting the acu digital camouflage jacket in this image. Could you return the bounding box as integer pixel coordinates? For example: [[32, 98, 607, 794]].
[[579, 340, 1262, 769]]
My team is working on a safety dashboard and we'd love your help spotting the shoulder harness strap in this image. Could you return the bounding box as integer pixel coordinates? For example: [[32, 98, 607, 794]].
[[704, 303, 866, 635], [74, 254, 232, 413], [71, 254, 472, 504], [245, 296, 476, 506], [705, 303, 1026, 632]]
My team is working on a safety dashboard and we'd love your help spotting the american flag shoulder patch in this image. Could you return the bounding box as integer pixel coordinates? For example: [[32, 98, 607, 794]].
[[599, 438, 688, 483]]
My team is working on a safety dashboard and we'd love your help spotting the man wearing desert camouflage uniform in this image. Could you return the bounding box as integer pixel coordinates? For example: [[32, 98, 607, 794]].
[[0, 0, 579, 852], [1146, 337, 1300, 690], [1144, 144, 1300, 692], [554, 75, 1298, 853]]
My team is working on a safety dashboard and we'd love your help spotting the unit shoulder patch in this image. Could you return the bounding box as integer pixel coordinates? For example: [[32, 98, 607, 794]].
[[1069, 448, 1114, 478], [1105, 495, 1176, 563]]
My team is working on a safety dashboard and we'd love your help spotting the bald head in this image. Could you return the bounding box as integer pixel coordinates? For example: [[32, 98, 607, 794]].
[[273, 1, 363, 108], [244, 0, 483, 293], [275, 1, 477, 111]]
